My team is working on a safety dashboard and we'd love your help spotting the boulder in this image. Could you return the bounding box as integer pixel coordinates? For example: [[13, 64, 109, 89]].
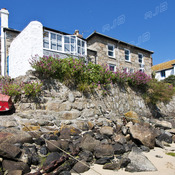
[[156, 133, 172, 144], [94, 143, 114, 159], [154, 120, 172, 129], [0, 142, 21, 159], [79, 150, 93, 162], [125, 147, 157, 172], [61, 110, 81, 120], [44, 152, 62, 166], [124, 111, 140, 123], [8, 170, 23, 175], [72, 161, 89, 173], [100, 126, 114, 136], [129, 124, 156, 148], [113, 143, 126, 154], [103, 162, 120, 170], [80, 134, 100, 152], [46, 140, 61, 152], [2, 160, 30, 174]]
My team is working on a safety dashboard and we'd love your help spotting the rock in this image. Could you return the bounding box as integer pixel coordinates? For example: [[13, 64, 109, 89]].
[[80, 134, 100, 152], [156, 133, 172, 144], [44, 152, 61, 166], [61, 110, 81, 120], [113, 134, 127, 144], [100, 126, 114, 136], [120, 157, 131, 168], [129, 124, 156, 148], [7, 170, 23, 175], [40, 145, 48, 155], [0, 142, 21, 159], [46, 140, 61, 152], [122, 126, 128, 135], [72, 161, 90, 173], [113, 142, 125, 154], [166, 129, 175, 134], [172, 135, 175, 143], [140, 145, 150, 152], [155, 139, 164, 148], [0, 132, 13, 143], [59, 171, 71, 175], [60, 125, 81, 139], [22, 125, 40, 132], [82, 109, 94, 118], [154, 120, 172, 129], [125, 147, 157, 172], [103, 162, 120, 170], [2, 160, 30, 174], [79, 150, 93, 162], [72, 102, 84, 111], [68, 92, 75, 102], [95, 158, 110, 165], [94, 143, 114, 159], [124, 111, 140, 123], [34, 138, 45, 146], [75, 121, 89, 131]]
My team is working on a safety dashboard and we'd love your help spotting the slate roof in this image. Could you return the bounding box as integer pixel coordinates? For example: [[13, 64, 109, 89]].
[[152, 59, 175, 72]]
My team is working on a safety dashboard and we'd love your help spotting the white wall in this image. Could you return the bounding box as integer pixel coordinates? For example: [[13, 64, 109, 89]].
[[9, 21, 43, 78], [155, 68, 174, 81]]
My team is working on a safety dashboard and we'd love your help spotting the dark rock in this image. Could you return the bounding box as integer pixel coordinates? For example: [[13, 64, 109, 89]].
[[140, 145, 150, 152], [94, 143, 114, 159], [155, 139, 164, 148], [103, 162, 120, 170], [79, 150, 93, 162], [113, 143, 125, 154], [125, 147, 157, 172], [40, 145, 48, 155], [120, 157, 131, 168], [44, 152, 62, 166], [72, 161, 90, 173], [81, 134, 100, 152], [95, 158, 111, 165], [34, 138, 45, 145], [155, 155, 163, 158], [60, 125, 81, 139], [0, 142, 21, 159], [59, 171, 71, 175], [94, 133, 104, 140], [46, 140, 61, 152], [2, 160, 30, 174], [156, 133, 172, 144], [31, 154, 40, 165], [44, 133, 58, 140]]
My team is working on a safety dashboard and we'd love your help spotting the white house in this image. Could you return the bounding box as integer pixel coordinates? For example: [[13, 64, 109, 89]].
[[152, 59, 175, 81]]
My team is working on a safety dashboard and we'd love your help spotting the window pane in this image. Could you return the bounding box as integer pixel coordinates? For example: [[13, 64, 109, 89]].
[[71, 44, 75, 52], [43, 41, 49, 49], [57, 44, 62, 51], [78, 40, 81, 46], [71, 37, 75, 44], [82, 48, 85, 55], [51, 42, 56, 50], [78, 46, 81, 54], [57, 35, 62, 42], [64, 44, 70, 52], [109, 65, 115, 72], [138, 54, 143, 63], [82, 41, 85, 47], [108, 45, 114, 51], [51, 33, 56, 40], [125, 55, 129, 60], [43, 31, 49, 39], [125, 50, 129, 55], [65, 36, 70, 43], [108, 51, 113, 57]]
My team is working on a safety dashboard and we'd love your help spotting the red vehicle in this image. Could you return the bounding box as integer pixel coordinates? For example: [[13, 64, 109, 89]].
[[0, 94, 13, 112]]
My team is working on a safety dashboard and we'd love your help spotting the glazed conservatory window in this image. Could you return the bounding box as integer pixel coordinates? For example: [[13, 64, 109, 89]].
[[43, 30, 86, 56]]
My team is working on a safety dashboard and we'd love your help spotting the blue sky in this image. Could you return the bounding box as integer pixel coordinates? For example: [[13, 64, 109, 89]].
[[0, 0, 174, 65]]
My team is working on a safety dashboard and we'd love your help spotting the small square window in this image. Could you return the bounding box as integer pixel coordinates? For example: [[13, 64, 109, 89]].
[[161, 70, 165, 77], [108, 44, 115, 57], [125, 49, 130, 61], [109, 64, 116, 72]]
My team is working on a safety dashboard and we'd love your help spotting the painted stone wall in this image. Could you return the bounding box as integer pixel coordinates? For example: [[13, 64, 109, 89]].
[[87, 35, 153, 76], [9, 21, 43, 78]]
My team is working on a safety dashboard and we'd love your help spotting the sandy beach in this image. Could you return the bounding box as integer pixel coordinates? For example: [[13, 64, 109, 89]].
[[72, 143, 175, 175]]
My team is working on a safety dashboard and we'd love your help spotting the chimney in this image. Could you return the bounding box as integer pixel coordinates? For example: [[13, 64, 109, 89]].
[[0, 8, 9, 28], [74, 30, 83, 38], [0, 8, 9, 76]]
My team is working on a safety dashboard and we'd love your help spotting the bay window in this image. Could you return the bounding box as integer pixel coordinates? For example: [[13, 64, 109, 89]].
[[43, 30, 86, 56]]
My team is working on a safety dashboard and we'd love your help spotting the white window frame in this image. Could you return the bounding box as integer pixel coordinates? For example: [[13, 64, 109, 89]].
[[43, 30, 87, 57], [109, 64, 116, 72], [107, 43, 115, 58], [124, 49, 130, 62]]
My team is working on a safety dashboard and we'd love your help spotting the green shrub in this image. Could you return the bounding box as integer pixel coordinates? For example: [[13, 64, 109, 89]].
[[163, 75, 175, 86], [144, 79, 175, 104]]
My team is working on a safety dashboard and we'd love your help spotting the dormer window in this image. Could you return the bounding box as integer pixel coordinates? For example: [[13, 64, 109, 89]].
[[43, 30, 86, 56]]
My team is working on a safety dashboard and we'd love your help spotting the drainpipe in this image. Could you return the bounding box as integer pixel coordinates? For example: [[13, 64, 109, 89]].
[[0, 8, 9, 76]]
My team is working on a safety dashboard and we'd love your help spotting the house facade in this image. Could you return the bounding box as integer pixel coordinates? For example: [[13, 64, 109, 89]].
[[152, 60, 175, 81], [87, 32, 154, 76], [0, 8, 154, 78]]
